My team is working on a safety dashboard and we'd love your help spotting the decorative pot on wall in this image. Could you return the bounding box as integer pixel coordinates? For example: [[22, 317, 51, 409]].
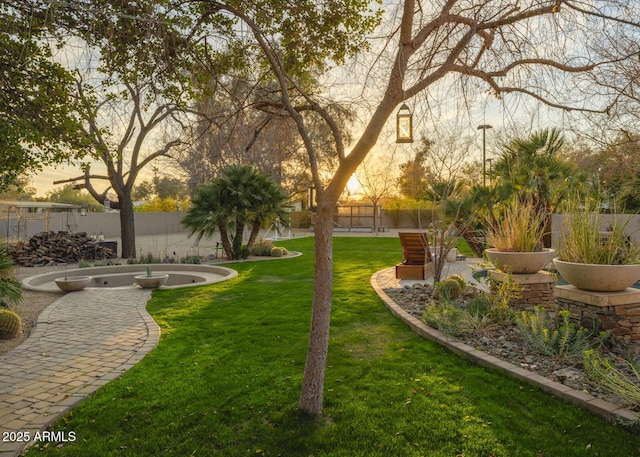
[[485, 248, 556, 274], [553, 259, 640, 292]]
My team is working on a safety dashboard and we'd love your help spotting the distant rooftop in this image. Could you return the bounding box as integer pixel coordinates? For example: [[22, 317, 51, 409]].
[[0, 200, 80, 210]]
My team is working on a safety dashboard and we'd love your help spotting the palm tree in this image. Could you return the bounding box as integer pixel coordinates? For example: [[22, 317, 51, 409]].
[[618, 178, 640, 213], [182, 165, 291, 260], [244, 173, 291, 253], [424, 178, 463, 204], [181, 179, 234, 257], [493, 128, 581, 246]]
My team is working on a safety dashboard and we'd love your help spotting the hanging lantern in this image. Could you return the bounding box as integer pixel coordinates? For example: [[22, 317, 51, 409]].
[[396, 103, 413, 143], [308, 186, 316, 211]]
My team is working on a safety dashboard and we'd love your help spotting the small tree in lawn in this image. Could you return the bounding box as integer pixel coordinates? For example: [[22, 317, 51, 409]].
[[182, 165, 291, 260]]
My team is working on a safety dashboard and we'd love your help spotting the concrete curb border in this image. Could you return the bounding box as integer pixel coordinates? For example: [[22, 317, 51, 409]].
[[370, 267, 640, 433]]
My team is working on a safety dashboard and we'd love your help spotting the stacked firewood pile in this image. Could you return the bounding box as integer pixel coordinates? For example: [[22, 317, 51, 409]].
[[9, 231, 117, 266]]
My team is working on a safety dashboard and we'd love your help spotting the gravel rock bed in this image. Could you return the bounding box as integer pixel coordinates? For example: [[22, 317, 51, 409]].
[[385, 283, 639, 412]]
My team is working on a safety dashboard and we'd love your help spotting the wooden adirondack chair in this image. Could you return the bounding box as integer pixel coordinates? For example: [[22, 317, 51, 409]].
[[395, 232, 434, 280]]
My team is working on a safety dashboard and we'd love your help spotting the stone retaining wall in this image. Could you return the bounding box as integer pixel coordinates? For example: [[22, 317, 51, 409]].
[[488, 270, 555, 310], [469, 271, 640, 348], [554, 285, 640, 345]]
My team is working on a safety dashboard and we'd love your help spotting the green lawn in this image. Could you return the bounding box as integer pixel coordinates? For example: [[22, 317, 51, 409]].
[[29, 237, 640, 456]]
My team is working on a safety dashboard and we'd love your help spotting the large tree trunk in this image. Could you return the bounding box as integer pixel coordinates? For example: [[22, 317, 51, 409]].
[[296, 91, 401, 418], [298, 199, 334, 416], [119, 197, 136, 259]]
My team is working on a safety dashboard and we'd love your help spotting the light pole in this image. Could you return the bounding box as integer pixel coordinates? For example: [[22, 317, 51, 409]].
[[485, 158, 494, 186], [486, 158, 494, 219], [477, 124, 492, 186]]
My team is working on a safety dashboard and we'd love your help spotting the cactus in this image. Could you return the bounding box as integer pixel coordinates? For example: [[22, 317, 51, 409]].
[[448, 274, 466, 288], [270, 247, 284, 257], [281, 248, 289, 256], [0, 309, 21, 339], [434, 278, 463, 301]]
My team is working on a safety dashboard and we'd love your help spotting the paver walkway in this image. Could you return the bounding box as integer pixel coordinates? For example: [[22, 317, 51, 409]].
[[377, 257, 488, 290], [0, 289, 158, 456]]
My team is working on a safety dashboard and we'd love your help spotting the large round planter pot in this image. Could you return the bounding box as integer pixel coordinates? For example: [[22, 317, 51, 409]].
[[54, 276, 92, 292], [553, 259, 640, 292], [485, 248, 556, 274], [134, 274, 169, 289]]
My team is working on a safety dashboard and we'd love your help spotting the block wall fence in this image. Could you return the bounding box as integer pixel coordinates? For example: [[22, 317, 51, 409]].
[[6, 210, 640, 245]]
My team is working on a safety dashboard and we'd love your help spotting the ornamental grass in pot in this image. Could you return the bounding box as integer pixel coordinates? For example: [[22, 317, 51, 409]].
[[554, 202, 640, 292], [485, 199, 555, 274]]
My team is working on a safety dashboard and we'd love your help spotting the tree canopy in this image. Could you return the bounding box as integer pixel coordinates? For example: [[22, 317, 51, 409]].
[[0, 2, 86, 190]]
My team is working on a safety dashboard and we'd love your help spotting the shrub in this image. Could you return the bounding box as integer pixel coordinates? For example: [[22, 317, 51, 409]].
[[0, 244, 21, 306], [422, 295, 499, 337], [0, 309, 21, 339], [487, 273, 521, 324], [180, 255, 201, 264], [516, 307, 595, 359], [466, 293, 492, 316], [423, 272, 522, 338], [251, 240, 274, 257], [127, 253, 163, 264], [457, 311, 498, 335], [472, 290, 516, 325], [584, 350, 640, 411], [422, 301, 466, 336]]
